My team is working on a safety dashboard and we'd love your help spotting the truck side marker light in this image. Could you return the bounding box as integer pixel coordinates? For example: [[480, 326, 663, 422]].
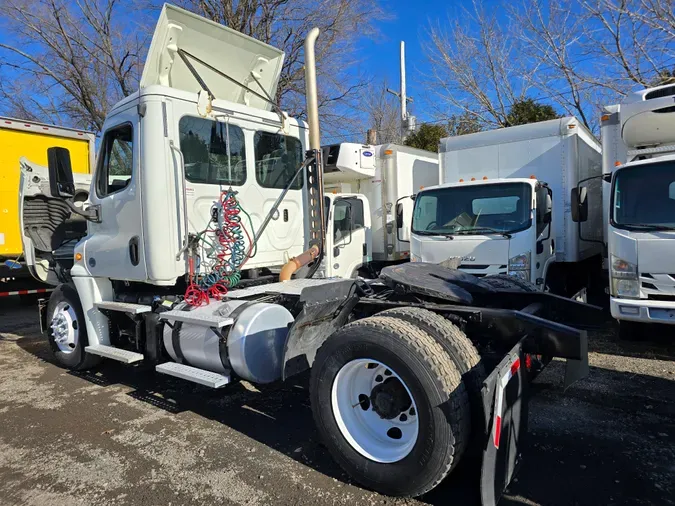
[[493, 356, 521, 449]]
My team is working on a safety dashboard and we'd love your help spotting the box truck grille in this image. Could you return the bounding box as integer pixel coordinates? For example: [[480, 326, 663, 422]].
[[645, 85, 675, 100], [640, 273, 675, 297], [459, 264, 508, 277], [647, 294, 675, 302]]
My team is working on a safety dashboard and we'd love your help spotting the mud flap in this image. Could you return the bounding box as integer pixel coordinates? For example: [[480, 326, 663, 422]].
[[480, 340, 529, 506]]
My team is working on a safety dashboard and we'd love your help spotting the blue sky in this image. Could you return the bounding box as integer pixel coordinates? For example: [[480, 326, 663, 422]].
[[357, 0, 503, 123]]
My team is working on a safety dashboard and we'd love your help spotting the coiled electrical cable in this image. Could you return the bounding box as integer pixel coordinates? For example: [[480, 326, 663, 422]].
[[184, 190, 256, 306]]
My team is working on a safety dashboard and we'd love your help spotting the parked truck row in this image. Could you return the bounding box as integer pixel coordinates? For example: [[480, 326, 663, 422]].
[[407, 86, 675, 337], [16, 5, 599, 506]]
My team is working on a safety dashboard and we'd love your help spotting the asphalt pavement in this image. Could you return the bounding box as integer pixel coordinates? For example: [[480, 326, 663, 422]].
[[0, 297, 673, 506]]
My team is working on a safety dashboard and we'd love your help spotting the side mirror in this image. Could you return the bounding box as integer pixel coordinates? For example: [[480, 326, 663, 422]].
[[47, 147, 75, 198], [396, 196, 412, 244], [571, 186, 588, 223], [544, 191, 552, 224]]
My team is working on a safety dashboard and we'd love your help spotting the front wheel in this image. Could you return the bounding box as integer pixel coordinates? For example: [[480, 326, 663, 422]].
[[310, 316, 469, 497], [46, 284, 101, 370]]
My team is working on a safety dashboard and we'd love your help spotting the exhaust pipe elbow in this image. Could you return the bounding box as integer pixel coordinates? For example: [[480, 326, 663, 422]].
[[279, 245, 320, 282], [304, 27, 321, 151]]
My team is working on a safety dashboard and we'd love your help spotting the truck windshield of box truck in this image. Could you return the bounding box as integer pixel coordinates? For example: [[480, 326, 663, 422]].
[[612, 161, 675, 231], [412, 182, 532, 236]]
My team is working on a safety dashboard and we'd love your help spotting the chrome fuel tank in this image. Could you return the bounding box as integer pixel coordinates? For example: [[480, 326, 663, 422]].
[[162, 300, 294, 383]]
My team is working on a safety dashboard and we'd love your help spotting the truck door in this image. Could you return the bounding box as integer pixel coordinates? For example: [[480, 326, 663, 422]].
[[535, 185, 554, 286], [84, 113, 147, 281], [327, 196, 369, 278]]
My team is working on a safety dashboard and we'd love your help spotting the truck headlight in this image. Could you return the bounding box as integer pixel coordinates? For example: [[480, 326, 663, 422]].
[[508, 252, 531, 281], [411, 253, 421, 262], [610, 255, 639, 299]]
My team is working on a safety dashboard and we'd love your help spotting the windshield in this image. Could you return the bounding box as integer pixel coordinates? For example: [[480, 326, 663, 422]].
[[612, 161, 675, 230], [412, 182, 532, 236]]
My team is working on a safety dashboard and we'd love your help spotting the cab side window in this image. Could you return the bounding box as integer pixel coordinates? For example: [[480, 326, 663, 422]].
[[96, 124, 133, 197], [254, 132, 303, 189], [333, 198, 364, 242]]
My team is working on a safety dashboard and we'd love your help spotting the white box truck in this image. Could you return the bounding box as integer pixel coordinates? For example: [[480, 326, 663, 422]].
[[18, 5, 598, 504], [321, 142, 438, 277], [594, 84, 675, 337], [411, 117, 603, 296]]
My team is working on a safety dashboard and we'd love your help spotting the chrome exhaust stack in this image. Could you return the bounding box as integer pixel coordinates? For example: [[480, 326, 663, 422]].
[[304, 27, 321, 150]]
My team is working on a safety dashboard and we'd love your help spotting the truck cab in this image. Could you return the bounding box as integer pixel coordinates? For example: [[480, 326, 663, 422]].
[[20, 5, 317, 291], [601, 84, 675, 331], [411, 177, 553, 285], [322, 142, 439, 272]]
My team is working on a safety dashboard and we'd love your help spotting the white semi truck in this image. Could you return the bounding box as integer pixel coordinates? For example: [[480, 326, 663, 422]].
[[411, 118, 604, 297], [321, 142, 438, 277], [595, 85, 675, 337], [19, 5, 600, 504]]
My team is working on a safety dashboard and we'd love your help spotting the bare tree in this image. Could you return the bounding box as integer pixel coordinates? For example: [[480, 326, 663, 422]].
[[359, 80, 401, 144], [181, 0, 386, 133], [423, 1, 534, 129], [510, 0, 596, 130], [578, 0, 673, 91], [0, 0, 384, 136], [423, 0, 675, 136], [0, 0, 148, 132]]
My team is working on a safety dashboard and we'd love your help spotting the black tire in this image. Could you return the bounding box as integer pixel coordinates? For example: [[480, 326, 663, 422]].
[[310, 316, 470, 497], [482, 274, 538, 292], [618, 320, 643, 341], [46, 284, 101, 370], [377, 307, 486, 431]]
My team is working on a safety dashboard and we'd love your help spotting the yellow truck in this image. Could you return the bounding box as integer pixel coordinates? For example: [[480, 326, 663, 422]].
[[0, 117, 95, 298]]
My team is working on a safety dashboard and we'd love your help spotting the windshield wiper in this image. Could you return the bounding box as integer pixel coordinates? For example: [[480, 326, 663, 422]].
[[455, 227, 512, 239], [415, 230, 455, 239], [623, 223, 675, 231]]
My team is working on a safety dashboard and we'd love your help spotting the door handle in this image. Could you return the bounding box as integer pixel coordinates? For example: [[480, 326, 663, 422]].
[[129, 236, 140, 266]]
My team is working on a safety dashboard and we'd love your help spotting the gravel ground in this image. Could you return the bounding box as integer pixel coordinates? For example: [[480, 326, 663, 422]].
[[0, 297, 673, 506]]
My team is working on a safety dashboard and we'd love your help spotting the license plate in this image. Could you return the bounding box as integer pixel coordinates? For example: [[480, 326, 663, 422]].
[[650, 308, 675, 321]]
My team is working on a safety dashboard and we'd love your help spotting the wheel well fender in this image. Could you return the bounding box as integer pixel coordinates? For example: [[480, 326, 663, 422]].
[[282, 280, 360, 380]]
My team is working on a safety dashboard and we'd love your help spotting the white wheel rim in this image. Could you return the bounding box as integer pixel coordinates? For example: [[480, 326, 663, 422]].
[[331, 359, 419, 463], [50, 301, 79, 354]]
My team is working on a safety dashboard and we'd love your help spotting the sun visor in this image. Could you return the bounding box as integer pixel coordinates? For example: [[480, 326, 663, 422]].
[[140, 4, 285, 111]]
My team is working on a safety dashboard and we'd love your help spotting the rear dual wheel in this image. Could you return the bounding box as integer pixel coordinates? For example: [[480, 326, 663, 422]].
[[310, 316, 470, 497]]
